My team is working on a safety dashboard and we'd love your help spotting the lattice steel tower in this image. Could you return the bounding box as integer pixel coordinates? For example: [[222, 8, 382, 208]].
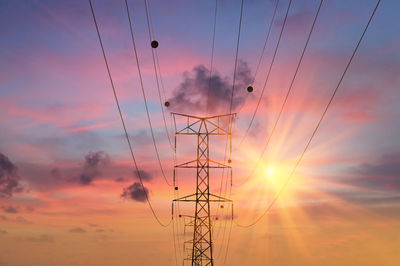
[[172, 113, 234, 266]]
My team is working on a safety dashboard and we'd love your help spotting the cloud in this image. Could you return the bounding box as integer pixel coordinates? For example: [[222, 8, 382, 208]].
[[344, 194, 400, 207], [0, 215, 7, 221], [350, 153, 400, 191], [15, 155, 140, 193], [77, 151, 110, 185], [88, 223, 98, 227], [2, 205, 18, 213], [167, 61, 253, 115], [0, 152, 23, 197], [121, 182, 149, 202], [68, 227, 86, 233], [0, 229, 7, 234]]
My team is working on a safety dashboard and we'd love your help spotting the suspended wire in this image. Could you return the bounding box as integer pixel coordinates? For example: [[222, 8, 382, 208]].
[[214, 170, 231, 257], [217, 2, 281, 255], [235, 0, 280, 116], [248, 0, 279, 93], [217, 0, 244, 235], [174, 198, 185, 262], [154, 50, 176, 151], [144, 0, 169, 103], [171, 119, 180, 266], [89, 0, 170, 227], [218, 0, 275, 251], [235, 0, 324, 187], [228, 0, 245, 118], [206, 0, 219, 115], [214, 0, 244, 231], [124, 0, 173, 187], [173, 145, 185, 262], [215, 168, 233, 262], [144, 0, 169, 108], [236, 0, 292, 148], [234, 0, 381, 228], [214, 169, 231, 236], [143, 0, 174, 151], [143, 0, 167, 104], [154, 51, 168, 108], [215, 181, 233, 261], [214, 0, 245, 258], [171, 209, 179, 266], [222, 213, 233, 266], [172, 196, 179, 261]]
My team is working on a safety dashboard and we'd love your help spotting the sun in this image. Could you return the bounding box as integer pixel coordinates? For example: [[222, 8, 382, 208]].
[[265, 165, 275, 178]]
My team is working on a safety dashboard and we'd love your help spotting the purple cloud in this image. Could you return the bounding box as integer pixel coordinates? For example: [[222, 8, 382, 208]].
[[121, 182, 149, 202], [167, 61, 253, 115], [0, 152, 23, 197], [77, 151, 110, 185]]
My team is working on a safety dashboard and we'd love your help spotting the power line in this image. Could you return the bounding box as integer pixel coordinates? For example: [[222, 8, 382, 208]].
[[234, 0, 381, 228], [235, 0, 324, 187], [140, 0, 167, 101], [222, 213, 233, 266], [172, 126, 183, 263], [215, 0, 245, 230], [228, 0, 245, 117], [171, 208, 179, 266], [213, 0, 240, 229], [236, 0, 293, 148], [89, 0, 170, 227], [216, 2, 281, 256], [219, 0, 244, 208], [143, 0, 169, 104], [206, 0, 219, 115], [124, 0, 173, 187], [214, 170, 232, 257], [235, 0, 280, 116], [249, 0, 280, 92], [217, 0, 280, 251], [143, 0, 175, 151], [221, 0, 245, 227], [214, 0, 245, 260], [215, 173, 233, 261]]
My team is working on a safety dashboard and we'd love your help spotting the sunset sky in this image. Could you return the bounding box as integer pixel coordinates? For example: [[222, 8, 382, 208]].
[[1, 0, 399, 265]]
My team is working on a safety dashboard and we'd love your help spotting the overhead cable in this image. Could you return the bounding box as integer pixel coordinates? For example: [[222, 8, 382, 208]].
[[125, 0, 173, 187], [234, 0, 381, 227], [89, 0, 171, 227]]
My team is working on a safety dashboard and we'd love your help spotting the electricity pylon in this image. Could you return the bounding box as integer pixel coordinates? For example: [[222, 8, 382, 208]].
[[172, 112, 234, 266]]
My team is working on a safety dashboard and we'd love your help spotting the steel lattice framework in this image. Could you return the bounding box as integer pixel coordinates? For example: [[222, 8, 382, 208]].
[[172, 113, 235, 266]]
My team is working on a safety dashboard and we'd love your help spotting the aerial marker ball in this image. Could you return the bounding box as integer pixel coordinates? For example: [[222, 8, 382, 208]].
[[247, 86, 253, 93], [151, 40, 159, 48], [179, 214, 182, 218], [174, 186, 178, 190], [164, 101, 170, 107], [228, 159, 232, 164], [220, 205, 224, 209]]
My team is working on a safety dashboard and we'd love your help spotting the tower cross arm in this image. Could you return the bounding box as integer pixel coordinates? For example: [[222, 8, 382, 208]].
[[173, 193, 232, 203], [172, 112, 236, 135]]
